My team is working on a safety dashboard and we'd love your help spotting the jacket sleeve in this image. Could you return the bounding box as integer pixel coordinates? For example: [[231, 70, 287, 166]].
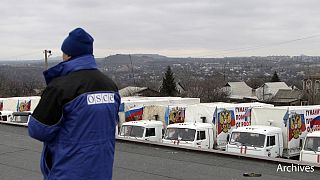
[[28, 85, 64, 142]]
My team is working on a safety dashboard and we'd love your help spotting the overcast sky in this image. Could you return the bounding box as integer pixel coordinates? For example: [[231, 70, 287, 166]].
[[1, 0, 320, 60]]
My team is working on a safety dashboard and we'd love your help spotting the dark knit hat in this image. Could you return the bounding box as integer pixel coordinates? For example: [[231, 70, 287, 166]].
[[61, 28, 94, 57]]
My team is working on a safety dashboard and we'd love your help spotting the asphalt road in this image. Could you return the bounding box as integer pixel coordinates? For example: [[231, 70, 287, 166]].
[[0, 124, 319, 180]]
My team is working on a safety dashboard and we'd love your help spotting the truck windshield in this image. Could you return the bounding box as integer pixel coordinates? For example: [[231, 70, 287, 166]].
[[230, 132, 265, 148], [120, 125, 144, 138], [13, 115, 29, 123], [304, 137, 320, 152], [0, 115, 8, 121], [164, 128, 196, 141]]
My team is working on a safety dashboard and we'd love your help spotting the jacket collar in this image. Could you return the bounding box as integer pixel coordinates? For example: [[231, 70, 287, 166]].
[[43, 55, 97, 85]]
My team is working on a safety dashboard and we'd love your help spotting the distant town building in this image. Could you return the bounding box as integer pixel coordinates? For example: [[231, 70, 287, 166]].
[[255, 82, 291, 101], [176, 82, 186, 94], [303, 74, 320, 104], [119, 86, 161, 97], [222, 81, 257, 102], [270, 89, 307, 106]]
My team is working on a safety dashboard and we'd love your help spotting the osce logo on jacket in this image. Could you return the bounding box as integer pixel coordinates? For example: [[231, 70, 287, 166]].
[[87, 93, 115, 105]]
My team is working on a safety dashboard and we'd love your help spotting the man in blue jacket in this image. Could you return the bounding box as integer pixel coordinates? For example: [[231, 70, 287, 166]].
[[28, 28, 120, 180]]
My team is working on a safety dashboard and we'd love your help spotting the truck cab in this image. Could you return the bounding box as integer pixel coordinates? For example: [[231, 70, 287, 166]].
[[162, 123, 214, 149], [13, 111, 32, 123], [119, 120, 163, 142], [300, 131, 320, 164], [0, 111, 13, 122], [226, 125, 283, 158]]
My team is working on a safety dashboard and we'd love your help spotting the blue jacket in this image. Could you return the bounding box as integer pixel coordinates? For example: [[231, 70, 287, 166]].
[[28, 55, 120, 180]]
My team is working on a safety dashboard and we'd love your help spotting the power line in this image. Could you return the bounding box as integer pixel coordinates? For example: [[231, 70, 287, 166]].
[[221, 34, 320, 54], [196, 33, 320, 58]]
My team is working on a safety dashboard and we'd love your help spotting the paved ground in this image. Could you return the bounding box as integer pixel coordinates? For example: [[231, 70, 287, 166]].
[[0, 124, 319, 180]]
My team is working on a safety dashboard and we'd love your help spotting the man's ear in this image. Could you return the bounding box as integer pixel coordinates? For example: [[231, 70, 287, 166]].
[[63, 53, 72, 61], [66, 55, 72, 60]]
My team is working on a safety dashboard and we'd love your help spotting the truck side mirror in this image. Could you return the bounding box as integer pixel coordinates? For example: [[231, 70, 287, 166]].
[[227, 134, 230, 142], [318, 147, 320, 152], [299, 139, 303, 148], [200, 117, 206, 123]]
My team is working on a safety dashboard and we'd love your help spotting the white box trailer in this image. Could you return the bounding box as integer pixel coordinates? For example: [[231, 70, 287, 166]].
[[185, 102, 229, 123], [142, 105, 166, 122], [0, 98, 4, 111], [227, 105, 320, 158], [142, 104, 188, 128], [118, 97, 200, 128], [118, 98, 177, 128], [0, 96, 40, 112]]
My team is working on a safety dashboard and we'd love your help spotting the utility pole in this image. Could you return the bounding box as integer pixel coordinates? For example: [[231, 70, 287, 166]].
[[129, 54, 135, 86], [223, 64, 226, 82], [43, 50, 52, 70]]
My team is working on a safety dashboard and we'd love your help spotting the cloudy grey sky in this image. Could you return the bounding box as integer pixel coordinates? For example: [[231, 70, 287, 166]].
[[1, 0, 320, 60]]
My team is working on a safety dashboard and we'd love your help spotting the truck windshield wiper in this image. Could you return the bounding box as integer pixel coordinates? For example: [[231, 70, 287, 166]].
[[231, 141, 242, 147], [131, 134, 138, 139], [242, 143, 251, 147], [242, 143, 261, 149], [306, 147, 316, 153]]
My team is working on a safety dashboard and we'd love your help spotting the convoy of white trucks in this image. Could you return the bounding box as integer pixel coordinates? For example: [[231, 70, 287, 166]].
[[1, 95, 320, 164], [118, 103, 320, 164]]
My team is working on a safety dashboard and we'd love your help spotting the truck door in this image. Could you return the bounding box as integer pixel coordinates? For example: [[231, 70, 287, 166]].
[[196, 130, 208, 148], [145, 128, 156, 141], [266, 135, 278, 157], [301, 137, 320, 163]]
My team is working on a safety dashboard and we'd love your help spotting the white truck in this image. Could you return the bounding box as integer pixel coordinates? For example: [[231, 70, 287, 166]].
[[0, 111, 14, 122], [162, 123, 214, 149], [183, 102, 273, 149], [300, 131, 320, 164], [13, 111, 32, 123], [226, 106, 320, 158], [226, 125, 284, 157], [119, 120, 164, 142]]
